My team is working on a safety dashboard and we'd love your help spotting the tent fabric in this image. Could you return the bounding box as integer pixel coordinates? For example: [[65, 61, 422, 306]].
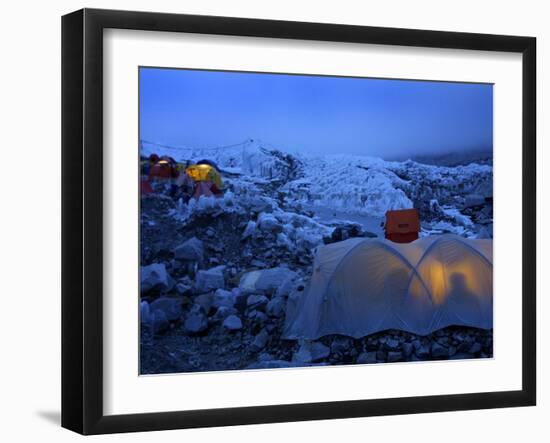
[[284, 234, 493, 339], [186, 164, 224, 189], [149, 160, 176, 179], [140, 179, 154, 196]]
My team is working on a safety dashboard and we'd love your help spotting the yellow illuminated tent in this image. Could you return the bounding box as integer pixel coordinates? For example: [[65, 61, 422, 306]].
[[185, 163, 223, 189], [284, 234, 493, 339]]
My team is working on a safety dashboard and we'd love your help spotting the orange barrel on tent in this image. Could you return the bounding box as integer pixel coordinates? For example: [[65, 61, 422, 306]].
[[384, 208, 420, 243]]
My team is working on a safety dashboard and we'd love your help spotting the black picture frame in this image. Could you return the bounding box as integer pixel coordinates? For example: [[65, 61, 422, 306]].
[[62, 8, 536, 435]]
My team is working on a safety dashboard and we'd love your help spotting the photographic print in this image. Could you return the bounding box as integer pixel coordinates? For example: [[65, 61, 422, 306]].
[[139, 67, 493, 375]]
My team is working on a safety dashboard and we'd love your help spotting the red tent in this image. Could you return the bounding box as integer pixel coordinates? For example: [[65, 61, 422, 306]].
[[149, 160, 176, 180], [140, 179, 154, 196]]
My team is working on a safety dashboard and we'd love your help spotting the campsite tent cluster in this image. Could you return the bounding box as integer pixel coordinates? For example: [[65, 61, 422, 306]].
[[284, 234, 493, 339], [140, 154, 224, 200]]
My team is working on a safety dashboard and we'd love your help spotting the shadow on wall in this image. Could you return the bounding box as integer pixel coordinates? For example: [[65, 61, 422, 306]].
[[35, 410, 60, 426]]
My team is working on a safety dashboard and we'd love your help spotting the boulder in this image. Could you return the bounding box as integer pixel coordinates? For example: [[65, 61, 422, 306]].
[[223, 315, 243, 331], [149, 297, 183, 322], [247, 310, 268, 324], [293, 341, 330, 363], [356, 351, 377, 364], [239, 267, 298, 294], [151, 309, 169, 334], [251, 329, 269, 351], [246, 294, 269, 311], [212, 306, 238, 321], [387, 351, 403, 363], [140, 263, 174, 293], [431, 342, 449, 358], [416, 344, 430, 359], [173, 236, 204, 263], [275, 276, 298, 297], [384, 338, 400, 350], [183, 305, 208, 334], [212, 289, 236, 309], [330, 336, 353, 355], [241, 221, 257, 240], [194, 293, 213, 314], [175, 282, 192, 296], [195, 266, 225, 292], [401, 342, 414, 358], [266, 296, 286, 318], [468, 342, 482, 354], [140, 301, 151, 324]]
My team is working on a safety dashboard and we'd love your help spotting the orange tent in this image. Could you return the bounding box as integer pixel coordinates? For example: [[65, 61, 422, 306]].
[[149, 159, 176, 180], [384, 208, 420, 243]]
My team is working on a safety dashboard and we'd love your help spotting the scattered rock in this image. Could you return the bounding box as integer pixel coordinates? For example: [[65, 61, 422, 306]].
[[195, 265, 225, 292], [194, 293, 213, 314], [246, 294, 269, 311], [331, 336, 353, 355], [212, 306, 238, 321], [416, 344, 430, 359], [183, 305, 208, 334], [293, 341, 330, 363], [173, 236, 204, 263], [175, 282, 192, 296], [140, 263, 174, 293], [239, 267, 297, 294], [468, 342, 482, 354], [251, 329, 269, 351], [357, 351, 377, 364], [151, 309, 169, 334], [140, 301, 151, 324], [431, 342, 449, 358], [212, 289, 236, 309], [266, 296, 286, 318], [223, 315, 243, 331], [150, 297, 183, 321], [402, 342, 413, 358], [387, 351, 403, 362], [241, 221, 257, 240]]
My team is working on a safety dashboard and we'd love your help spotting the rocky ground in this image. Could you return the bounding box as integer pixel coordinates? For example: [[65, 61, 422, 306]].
[[139, 151, 494, 374]]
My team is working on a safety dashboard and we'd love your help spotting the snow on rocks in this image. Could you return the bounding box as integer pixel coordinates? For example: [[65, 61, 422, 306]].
[[257, 212, 283, 233]]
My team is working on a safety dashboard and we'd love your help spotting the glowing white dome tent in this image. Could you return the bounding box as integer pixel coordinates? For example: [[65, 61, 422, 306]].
[[284, 235, 493, 339]]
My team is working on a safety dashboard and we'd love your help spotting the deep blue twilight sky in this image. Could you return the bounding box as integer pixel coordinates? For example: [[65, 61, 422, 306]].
[[139, 68, 493, 159]]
